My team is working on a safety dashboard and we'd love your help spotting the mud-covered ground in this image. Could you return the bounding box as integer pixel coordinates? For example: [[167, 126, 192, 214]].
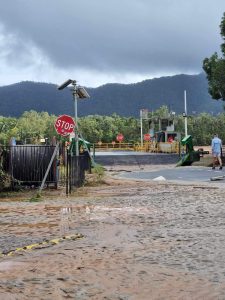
[[0, 164, 225, 299]]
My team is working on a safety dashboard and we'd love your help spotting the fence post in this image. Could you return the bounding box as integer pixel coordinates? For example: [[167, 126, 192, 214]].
[[66, 148, 69, 195], [38, 143, 59, 194]]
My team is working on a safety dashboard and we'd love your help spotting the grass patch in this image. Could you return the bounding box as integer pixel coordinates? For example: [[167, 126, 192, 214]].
[[28, 193, 42, 202], [84, 164, 106, 186], [92, 164, 105, 180]]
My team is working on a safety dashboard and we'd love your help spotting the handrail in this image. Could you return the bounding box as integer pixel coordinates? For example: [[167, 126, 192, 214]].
[[94, 143, 134, 150]]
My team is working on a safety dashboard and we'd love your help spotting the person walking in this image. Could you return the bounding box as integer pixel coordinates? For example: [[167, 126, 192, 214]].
[[211, 134, 223, 170]]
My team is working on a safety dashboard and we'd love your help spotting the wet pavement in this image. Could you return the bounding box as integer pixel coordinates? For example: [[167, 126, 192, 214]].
[[118, 166, 225, 183], [1, 170, 225, 298]]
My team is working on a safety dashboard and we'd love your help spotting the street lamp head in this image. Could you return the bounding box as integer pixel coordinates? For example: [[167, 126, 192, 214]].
[[58, 80, 89, 99]]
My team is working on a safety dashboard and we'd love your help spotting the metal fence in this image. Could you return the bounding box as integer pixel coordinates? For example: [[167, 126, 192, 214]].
[[0, 145, 91, 192], [94, 142, 134, 151], [94, 141, 180, 154], [66, 152, 91, 194]]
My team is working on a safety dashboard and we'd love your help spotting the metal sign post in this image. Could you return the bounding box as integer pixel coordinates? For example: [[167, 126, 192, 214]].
[[140, 109, 148, 147], [140, 111, 143, 147], [184, 90, 188, 137], [72, 81, 79, 157]]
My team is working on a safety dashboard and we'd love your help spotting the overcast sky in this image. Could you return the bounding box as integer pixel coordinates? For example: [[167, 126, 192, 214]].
[[0, 0, 225, 87]]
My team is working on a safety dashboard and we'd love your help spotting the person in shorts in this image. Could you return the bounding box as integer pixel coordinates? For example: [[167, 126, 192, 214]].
[[211, 134, 222, 170]]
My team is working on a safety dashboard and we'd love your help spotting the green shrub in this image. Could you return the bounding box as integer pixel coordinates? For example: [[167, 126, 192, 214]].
[[90, 163, 105, 184]]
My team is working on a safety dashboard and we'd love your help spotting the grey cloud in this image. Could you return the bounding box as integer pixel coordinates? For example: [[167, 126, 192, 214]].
[[0, 0, 224, 77]]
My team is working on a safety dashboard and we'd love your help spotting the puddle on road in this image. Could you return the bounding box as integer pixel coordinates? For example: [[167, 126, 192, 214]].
[[0, 261, 26, 271], [0, 202, 156, 254], [1, 197, 225, 284]]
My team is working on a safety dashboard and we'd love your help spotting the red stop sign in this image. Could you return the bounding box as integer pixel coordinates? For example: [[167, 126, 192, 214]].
[[116, 133, 124, 142], [144, 133, 151, 141], [54, 115, 75, 136]]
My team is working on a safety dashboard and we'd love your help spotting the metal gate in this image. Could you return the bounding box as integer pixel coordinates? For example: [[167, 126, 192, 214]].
[[1, 145, 91, 192], [2, 145, 58, 187], [66, 151, 91, 194]]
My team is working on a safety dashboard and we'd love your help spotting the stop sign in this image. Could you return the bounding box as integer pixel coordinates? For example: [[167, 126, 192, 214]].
[[144, 133, 151, 141], [116, 133, 124, 142], [54, 115, 76, 136]]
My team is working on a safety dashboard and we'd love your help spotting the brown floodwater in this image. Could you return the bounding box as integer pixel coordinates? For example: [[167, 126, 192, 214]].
[[0, 172, 225, 299]]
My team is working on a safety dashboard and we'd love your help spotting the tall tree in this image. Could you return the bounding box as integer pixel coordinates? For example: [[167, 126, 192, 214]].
[[203, 12, 225, 100]]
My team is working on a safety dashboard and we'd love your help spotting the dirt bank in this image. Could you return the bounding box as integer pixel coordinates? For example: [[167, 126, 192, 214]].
[[0, 165, 225, 299]]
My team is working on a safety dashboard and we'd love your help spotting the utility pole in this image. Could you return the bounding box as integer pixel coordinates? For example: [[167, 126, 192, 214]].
[[140, 109, 143, 147], [72, 80, 79, 156], [184, 90, 188, 137]]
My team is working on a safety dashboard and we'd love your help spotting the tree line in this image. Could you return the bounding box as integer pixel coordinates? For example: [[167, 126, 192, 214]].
[[0, 107, 225, 146], [1, 12, 225, 147]]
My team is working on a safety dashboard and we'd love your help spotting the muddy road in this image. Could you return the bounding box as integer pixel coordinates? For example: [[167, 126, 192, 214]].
[[0, 166, 225, 299]]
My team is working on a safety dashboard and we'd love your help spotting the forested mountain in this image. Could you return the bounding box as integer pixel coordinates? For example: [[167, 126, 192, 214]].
[[0, 73, 223, 117]]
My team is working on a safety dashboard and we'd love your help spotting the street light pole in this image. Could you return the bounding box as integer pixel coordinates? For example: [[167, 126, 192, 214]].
[[184, 90, 188, 137], [72, 81, 79, 157], [140, 110, 143, 147]]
